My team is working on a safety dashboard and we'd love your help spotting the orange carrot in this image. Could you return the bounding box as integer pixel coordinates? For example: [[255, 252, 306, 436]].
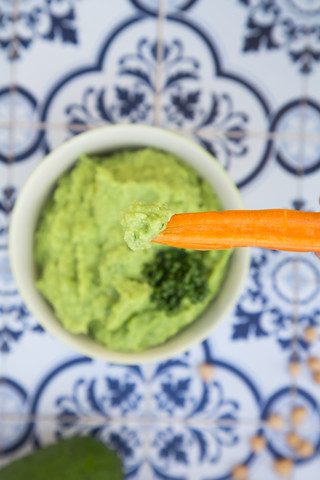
[[151, 209, 320, 252]]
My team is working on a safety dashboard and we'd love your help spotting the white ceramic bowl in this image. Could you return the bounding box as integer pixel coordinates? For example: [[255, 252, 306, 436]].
[[9, 124, 250, 364]]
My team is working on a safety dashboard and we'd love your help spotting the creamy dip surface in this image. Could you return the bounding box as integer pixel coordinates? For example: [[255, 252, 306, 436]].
[[120, 201, 173, 251], [35, 148, 232, 352]]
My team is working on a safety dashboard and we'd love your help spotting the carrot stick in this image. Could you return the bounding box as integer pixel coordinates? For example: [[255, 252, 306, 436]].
[[151, 209, 320, 252]]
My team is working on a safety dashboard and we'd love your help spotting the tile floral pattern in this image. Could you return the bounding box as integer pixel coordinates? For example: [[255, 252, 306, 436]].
[[238, 0, 320, 74], [0, 0, 80, 60], [1, 0, 320, 478], [232, 248, 320, 360]]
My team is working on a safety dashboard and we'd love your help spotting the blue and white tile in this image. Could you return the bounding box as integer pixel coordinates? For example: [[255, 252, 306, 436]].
[[132, 0, 197, 16], [176, 0, 309, 115], [261, 384, 320, 446], [0, 1, 16, 63], [6, 87, 42, 152], [292, 349, 320, 408], [5, 131, 45, 188], [10, 1, 140, 103], [182, 130, 302, 207], [0, 158, 46, 361], [13, 0, 158, 122], [270, 98, 320, 178], [28, 356, 148, 420], [294, 456, 320, 480], [307, 70, 320, 113], [148, 380, 320, 479], [0, 147, 51, 378], [0, 377, 31, 457], [0, 186, 24, 362], [41, 18, 160, 137], [249, 448, 320, 480], [158, 14, 270, 131], [1, 418, 320, 479], [147, 423, 258, 480], [3, 344, 150, 426], [209, 246, 320, 379], [149, 341, 262, 423], [0, 0, 82, 63], [241, 149, 303, 211], [0, 0, 14, 149], [0, 86, 13, 169]]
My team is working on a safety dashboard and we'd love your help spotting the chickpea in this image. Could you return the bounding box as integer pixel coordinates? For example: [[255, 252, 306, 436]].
[[250, 434, 266, 453], [297, 440, 314, 458], [267, 413, 285, 431], [232, 464, 248, 480], [313, 372, 320, 384], [273, 458, 293, 477], [290, 406, 307, 426], [286, 431, 302, 450], [198, 363, 215, 383], [288, 360, 301, 377], [307, 356, 320, 373], [303, 326, 318, 344]]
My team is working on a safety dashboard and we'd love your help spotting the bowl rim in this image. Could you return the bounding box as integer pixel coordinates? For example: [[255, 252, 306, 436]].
[[9, 124, 250, 364]]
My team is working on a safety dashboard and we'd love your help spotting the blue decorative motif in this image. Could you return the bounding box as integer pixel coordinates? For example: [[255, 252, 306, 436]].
[[0, 377, 31, 454], [148, 353, 261, 477], [239, 0, 320, 73], [28, 358, 145, 477], [153, 360, 193, 415], [232, 247, 320, 359], [194, 94, 248, 171], [0, 0, 80, 60], [0, 86, 41, 163], [65, 39, 249, 170], [270, 99, 320, 175], [151, 358, 244, 431], [22, 349, 263, 478], [150, 423, 249, 480], [55, 369, 143, 422], [65, 35, 158, 130], [262, 386, 320, 464], [0, 187, 43, 353], [157, 432, 188, 464], [0, 186, 15, 218], [0, 187, 15, 255], [42, 15, 270, 187], [31, 358, 145, 421], [130, 0, 198, 15]]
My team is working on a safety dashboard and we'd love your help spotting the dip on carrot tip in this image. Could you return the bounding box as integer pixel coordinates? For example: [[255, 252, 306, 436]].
[[120, 201, 173, 251], [122, 202, 320, 253]]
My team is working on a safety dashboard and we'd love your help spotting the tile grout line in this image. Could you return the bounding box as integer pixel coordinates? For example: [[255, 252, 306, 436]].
[[288, 78, 309, 425], [4, 120, 320, 142], [2, 413, 320, 432], [7, 0, 19, 183], [145, 0, 170, 459], [145, 0, 167, 465], [0, 0, 20, 454], [152, 0, 166, 126], [7, 0, 19, 178]]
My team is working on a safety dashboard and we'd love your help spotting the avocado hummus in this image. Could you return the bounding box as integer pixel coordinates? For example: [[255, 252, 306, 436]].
[[35, 148, 232, 352], [121, 201, 173, 251]]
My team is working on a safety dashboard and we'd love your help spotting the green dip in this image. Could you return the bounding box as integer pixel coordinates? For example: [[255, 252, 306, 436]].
[[120, 201, 173, 250], [35, 148, 232, 352]]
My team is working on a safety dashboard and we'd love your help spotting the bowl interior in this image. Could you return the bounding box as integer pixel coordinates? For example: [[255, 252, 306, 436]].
[[9, 125, 250, 364]]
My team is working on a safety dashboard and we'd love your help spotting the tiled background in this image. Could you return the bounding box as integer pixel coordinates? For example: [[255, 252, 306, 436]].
[[1, 0, 320, 478]]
